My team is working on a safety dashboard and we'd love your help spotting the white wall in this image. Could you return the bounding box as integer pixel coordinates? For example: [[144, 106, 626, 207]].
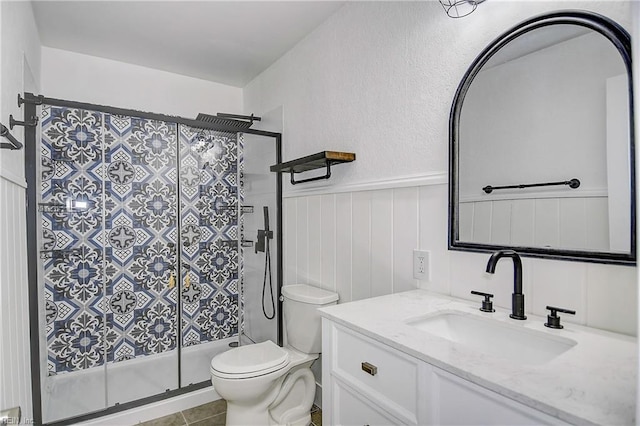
[[244, 0, 632, 188], [0, 1, 41, 423], [244, 0, 637, 352], [41, 47, 242, 119]]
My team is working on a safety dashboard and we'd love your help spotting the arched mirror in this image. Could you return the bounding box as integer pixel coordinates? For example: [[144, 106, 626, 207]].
[[449, 11, 635, 265]]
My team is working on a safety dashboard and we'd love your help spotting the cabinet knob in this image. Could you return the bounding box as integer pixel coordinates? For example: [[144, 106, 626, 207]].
[[361, 362, 377, 376]]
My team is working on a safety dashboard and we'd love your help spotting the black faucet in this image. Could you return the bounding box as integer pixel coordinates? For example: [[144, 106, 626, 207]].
[[485, 250, 527, 320]]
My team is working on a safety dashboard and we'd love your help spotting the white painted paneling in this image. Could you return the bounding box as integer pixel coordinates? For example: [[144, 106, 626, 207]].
[[586, 263, 637, 335], [472, 202, 492, 243], [534, 198, 560, 248], [0, 178, 32, 421], [370, 190, 393, 297], [458, 202, 473, 242], [284, 198, 297, 286], [586, 198, 610, 251], [460, 196, 612, 252], [295, 198, 309, 284], [511, 199, 535, 246], [418, 185, 450, 295], [307, 195, 322, 287], [531, 261, 587, 325], [559, 198, 587, 250], [320, 194, 336, 292], [335, 194, 352, 303], [392, 188, 418, 294], [351, 191, 371, 301], [284, 182, 636, 337], [490, 200, 511, 245]]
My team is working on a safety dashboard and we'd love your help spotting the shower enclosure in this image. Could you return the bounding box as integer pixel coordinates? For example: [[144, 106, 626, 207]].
[[22, 94, 282, 425]]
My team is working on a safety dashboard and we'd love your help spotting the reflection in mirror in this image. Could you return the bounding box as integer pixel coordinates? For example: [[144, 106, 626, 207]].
[[450, 12, 635, 264]]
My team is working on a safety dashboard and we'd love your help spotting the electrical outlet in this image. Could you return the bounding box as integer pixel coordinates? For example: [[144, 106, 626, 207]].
[[413, 249, 430, 280]]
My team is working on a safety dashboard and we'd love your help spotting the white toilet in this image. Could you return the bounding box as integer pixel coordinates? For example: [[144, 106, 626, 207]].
[[210, 284, 339, 426]]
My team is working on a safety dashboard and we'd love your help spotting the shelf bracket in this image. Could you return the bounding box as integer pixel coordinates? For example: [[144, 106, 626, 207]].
[[290, 162, 332, 185]]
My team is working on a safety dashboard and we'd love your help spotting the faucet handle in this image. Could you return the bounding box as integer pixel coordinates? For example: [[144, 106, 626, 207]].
[[544, 306, 576, 329], [471, 291, 495, 313]]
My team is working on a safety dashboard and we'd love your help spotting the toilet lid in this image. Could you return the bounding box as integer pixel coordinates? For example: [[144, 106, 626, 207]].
[[210, 340, 290, 376]]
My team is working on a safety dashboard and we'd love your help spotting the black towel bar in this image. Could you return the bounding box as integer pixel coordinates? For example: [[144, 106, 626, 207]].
[[0, 123, 23, 150], [483, 178, 580, 194]]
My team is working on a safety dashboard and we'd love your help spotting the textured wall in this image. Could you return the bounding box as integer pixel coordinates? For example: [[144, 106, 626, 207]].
[[244, 1, 632, 188]]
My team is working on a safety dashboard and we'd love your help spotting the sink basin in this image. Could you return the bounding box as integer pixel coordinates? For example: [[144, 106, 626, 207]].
[[406, 311, 577, 365]]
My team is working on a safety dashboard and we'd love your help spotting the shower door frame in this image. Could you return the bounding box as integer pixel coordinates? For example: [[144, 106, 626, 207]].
[[23, 92, 284, 426]]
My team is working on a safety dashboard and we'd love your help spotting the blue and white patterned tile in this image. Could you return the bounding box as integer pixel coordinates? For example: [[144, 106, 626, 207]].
[[129, 300, 176, 356], [195, 293, 238, 342], [41, 108, 242, 372], [49, 311, 116, 374]]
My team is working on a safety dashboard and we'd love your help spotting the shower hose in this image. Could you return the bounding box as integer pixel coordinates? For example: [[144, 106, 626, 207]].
[[262, 229, 275, 320]]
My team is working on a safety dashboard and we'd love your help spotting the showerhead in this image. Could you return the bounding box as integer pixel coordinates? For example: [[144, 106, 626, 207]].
[[195, 112, 261, 131]]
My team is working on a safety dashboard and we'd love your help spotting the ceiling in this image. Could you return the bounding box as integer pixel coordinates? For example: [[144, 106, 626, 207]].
[[32, 1, 346, 87]]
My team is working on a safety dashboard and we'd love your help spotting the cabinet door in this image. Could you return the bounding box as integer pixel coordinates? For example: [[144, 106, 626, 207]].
[[430, 368, 567, 425], [332, 378, 402, 426]]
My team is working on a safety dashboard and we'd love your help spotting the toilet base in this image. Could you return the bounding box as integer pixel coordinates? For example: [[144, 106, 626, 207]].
[[221, 362, 316, 426], [211, 345, 319, 426]]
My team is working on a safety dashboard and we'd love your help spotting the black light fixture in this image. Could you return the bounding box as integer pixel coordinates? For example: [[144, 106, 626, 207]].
[[439, 0, 486, 18]]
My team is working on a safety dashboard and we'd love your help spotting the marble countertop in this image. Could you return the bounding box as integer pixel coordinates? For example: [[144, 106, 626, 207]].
[[319, 289, 637, 425]]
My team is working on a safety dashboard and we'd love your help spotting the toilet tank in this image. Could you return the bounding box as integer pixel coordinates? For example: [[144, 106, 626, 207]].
[[282, 284, 339, 354]]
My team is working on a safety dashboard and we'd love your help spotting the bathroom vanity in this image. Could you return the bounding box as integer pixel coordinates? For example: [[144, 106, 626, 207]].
[[320, 290, 637, 425]]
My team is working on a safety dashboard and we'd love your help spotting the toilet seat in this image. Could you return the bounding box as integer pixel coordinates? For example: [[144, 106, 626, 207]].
[[210, 340, 290, 379]]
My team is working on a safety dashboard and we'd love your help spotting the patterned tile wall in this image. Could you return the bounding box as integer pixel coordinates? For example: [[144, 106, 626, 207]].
[[41, 105, 240, 375], [179, 126, 239, 346]]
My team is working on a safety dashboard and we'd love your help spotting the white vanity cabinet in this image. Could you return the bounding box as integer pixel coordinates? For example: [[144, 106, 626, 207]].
[[322, 319, 567, 426]]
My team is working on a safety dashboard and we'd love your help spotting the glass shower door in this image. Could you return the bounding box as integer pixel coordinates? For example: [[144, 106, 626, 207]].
[[40, 106, 109, 422], [39, 107, 181, 422], [37, 103, 248, 423], [178, 125, 240, 386], [102, 114, 179, 405]]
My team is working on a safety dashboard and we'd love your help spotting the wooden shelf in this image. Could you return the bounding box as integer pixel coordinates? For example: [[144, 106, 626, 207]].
[[270, 151, 355, 185]]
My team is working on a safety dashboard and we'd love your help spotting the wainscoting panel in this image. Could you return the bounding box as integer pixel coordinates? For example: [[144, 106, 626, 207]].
[[459, 197, 610, 251], [285, 181, 636, 336], [0, 176, 32, 421], [284, 187, 421, 302]]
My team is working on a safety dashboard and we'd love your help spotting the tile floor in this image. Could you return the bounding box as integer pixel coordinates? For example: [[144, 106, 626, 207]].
[[139, 400, 322, 426]]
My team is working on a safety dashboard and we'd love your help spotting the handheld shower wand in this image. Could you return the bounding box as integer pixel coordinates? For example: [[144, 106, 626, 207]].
[[256, 206, 275, 319]]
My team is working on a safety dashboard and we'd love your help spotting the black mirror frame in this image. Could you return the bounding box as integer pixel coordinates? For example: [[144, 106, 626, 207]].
[[448, 10, 636, 265]]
